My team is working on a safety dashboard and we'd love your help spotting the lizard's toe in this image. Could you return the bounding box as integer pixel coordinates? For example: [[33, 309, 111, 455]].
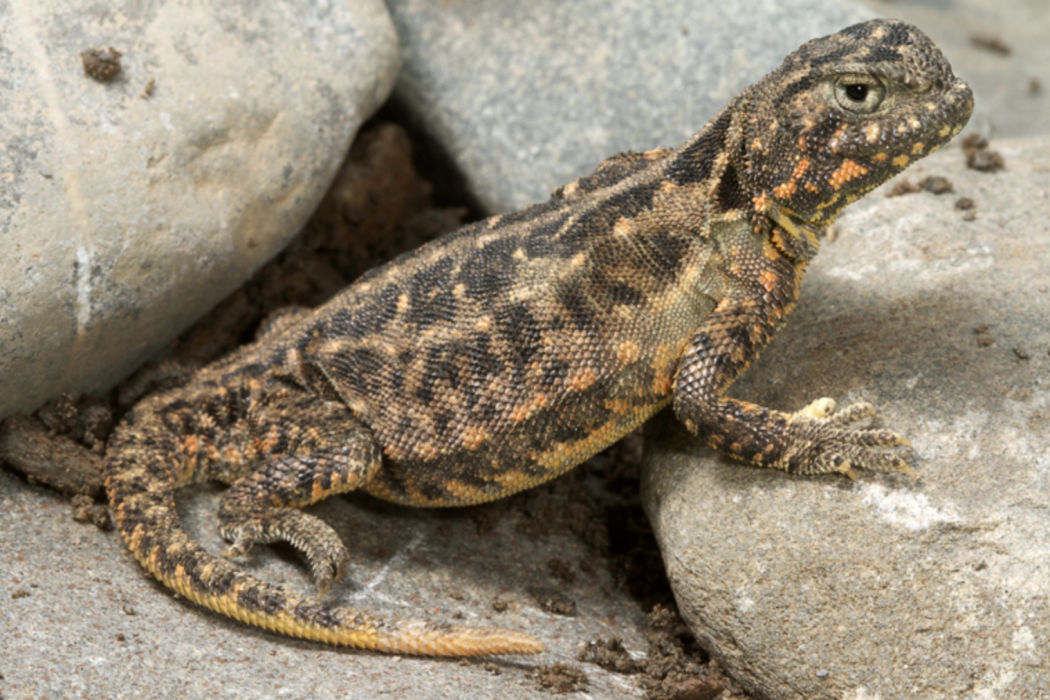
[[218, 505, 350, 594], [796, 397, 838, 420], [819, 440, 916, 479], [220, 523, 262, 559], [782, 400, 915, 479], [824, 401, 877, 426]]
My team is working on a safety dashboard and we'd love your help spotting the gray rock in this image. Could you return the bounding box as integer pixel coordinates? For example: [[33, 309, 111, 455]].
[[0, 0, 399, 421], [642, 138, 1050, 699], [386, 0, 873, 213]]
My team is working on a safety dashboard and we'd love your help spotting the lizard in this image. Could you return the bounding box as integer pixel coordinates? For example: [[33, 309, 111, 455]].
[[105, 19, 973, 657]]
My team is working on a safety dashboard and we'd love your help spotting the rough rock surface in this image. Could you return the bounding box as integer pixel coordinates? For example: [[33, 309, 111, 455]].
[[0, 0, 399, 420], [0, 466, 652, 699], [642, 138, 1050, 700], [385, 0, 873, 213]]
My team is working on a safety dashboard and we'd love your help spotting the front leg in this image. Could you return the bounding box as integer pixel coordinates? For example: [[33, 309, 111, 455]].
[[672, 295, 915, 480]]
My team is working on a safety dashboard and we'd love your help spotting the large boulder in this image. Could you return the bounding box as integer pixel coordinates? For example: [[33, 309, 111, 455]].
[[643, 138, 1050, 699], [386, 0, 873, 213], [0, 0, 399, 420]]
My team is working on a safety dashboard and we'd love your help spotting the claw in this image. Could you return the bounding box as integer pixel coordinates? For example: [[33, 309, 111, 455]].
[[894, 461, 919, 479], [837, 464, 860, 481]]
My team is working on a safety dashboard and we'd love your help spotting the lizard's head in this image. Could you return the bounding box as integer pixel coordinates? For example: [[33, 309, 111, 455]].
[[742, 19, 973, 234]]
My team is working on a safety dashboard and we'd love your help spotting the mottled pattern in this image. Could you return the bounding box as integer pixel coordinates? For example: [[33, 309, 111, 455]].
[[105, 20, 973, 656]]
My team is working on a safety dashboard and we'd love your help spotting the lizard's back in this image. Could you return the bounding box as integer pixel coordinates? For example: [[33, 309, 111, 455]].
[[284, 145, 730, 506]]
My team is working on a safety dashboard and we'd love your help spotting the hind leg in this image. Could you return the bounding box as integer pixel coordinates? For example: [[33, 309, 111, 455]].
[[216, 389, 381, 593]]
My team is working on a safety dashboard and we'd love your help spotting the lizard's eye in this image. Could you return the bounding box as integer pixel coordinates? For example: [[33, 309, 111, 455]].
[[845, 84, 868, 101], [834, 76, 886, 114]]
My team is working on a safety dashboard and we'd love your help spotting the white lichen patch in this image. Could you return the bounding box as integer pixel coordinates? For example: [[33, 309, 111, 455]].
[[859, 483, 958, 530]]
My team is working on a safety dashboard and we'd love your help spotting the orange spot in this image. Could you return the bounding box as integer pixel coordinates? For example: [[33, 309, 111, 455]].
[[182, 435, 199, 457], [773, 181, 797, 199], [253, 424, 280, 456], [444, 479, 489, 503], [828, 159, 869, 190], [509, 393, 549, 422], [616, 341, 641, 365], [220, 445, 244, 465], [758, 269, 779, 292], [568, 368, 599, 392], [804, 182, 819, 193], [495, 470, 529, 492], [911, 142, 925, 155], [751, 138, 763, 151], [872, 152, 888, 163], [892, 154, 910, 168], [752, 193, 771, 212], [791, 157, 810, 181], [461, 426, 487, 451], [652, 372, 673, 395], [414, 440, 441, 460], [796, 135, 806, 151]]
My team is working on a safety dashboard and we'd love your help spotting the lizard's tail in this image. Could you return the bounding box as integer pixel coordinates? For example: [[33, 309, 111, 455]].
[[105, 419, 544, 657]]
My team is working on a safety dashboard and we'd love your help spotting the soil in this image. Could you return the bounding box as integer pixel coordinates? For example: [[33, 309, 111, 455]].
[[0, 120, 754, 700]]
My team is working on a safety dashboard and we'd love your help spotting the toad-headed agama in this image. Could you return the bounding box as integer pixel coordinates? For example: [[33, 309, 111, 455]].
[[105, 20, 973, 656]]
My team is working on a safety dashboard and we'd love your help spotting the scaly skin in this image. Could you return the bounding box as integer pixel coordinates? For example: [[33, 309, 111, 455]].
[[106, 19, 973, 656]]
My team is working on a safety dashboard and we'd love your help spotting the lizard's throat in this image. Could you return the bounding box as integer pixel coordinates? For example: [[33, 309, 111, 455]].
[[770, 208, 823, 262]]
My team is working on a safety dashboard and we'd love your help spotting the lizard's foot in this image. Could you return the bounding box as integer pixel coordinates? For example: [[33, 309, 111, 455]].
[[218, 506, 350, 594], [782, 398, 915, 480]]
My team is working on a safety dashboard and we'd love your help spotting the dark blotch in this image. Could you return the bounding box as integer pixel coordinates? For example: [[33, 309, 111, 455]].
[[496, 303, 543, 363], [842, 21, 872, 40], [606, 281, 645, 306], [714, 165, 749, 211], [522, 209, 574, 258], [668, 110, 731, 185], [459, 236, 521, 300], [417, 346, 458, 404], [557, 288, 599, 334], [857, 45, 902, 64], [555, 181, 661, 255]]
